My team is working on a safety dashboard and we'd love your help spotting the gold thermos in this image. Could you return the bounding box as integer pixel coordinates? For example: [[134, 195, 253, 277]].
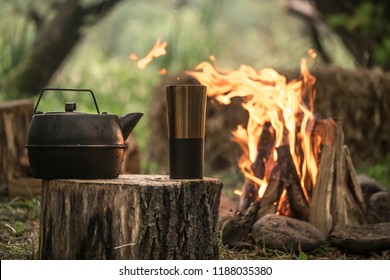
[[166, 85, 207, 179]]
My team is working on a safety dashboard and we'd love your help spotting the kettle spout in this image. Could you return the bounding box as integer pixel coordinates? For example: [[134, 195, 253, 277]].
[[119, 112, 143, 140]]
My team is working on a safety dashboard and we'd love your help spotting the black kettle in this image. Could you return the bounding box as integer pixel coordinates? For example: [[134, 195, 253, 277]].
[[26, 88, 143, 179]]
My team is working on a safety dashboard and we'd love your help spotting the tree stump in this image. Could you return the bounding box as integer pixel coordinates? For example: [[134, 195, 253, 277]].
[[39, 174, 223, 260]]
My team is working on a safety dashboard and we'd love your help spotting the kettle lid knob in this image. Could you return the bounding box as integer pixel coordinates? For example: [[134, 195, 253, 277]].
[[65, 102, 76, 112]]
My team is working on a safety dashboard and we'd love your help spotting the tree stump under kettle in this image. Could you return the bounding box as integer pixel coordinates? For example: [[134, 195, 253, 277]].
[[39, 174, 223, 260]]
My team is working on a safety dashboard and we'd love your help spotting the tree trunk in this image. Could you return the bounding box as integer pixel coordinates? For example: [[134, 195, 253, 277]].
[[39, 174, 223, 260], [4, 0, 123, 98]]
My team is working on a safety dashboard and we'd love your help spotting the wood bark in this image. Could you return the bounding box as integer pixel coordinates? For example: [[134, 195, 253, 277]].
[[309, 122, 367, 236], [331, 123, 367, 227], [309, 143, 335, 236], [252, 122, 275, 179], [256, 145, 308, 220], [256, 147, 285, 218], [238, 178, 258, 212], [39, 174, 223, 260], [309, 119, 336, 235], [239, 122, 275, 211], [0, 99, 34, 186], [282, 147, 309, 221]]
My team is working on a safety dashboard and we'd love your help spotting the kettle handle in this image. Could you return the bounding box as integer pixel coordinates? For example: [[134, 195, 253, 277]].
[[34, 88, 100, 114]]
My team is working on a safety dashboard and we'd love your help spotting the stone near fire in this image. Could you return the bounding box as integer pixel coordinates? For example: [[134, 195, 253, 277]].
[[220, 217, 254, 248], [251, 214, 325, 252], [366, 191, 390, 223], [329, 223, 390, 252], [357, 174, 386, 202]]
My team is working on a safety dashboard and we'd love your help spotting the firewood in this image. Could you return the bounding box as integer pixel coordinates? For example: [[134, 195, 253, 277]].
[[285, 178, 309, 220], [238, 178, 259, 211], [257, 147, 286, 218], [252, 122, 275, 179], [279, 146, 309, 221], [309, 119, 337, 235], [39, 175, 223, 260], [344, 146, 366, 213], [309, 143, 335, 236], [310, 122, 367, 236], [311, 118, 336, 159], [331, 123, 367, 227], [239, 122, 275, 211]]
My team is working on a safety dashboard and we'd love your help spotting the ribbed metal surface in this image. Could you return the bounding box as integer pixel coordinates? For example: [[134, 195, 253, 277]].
[[166, 85, 207, 139]]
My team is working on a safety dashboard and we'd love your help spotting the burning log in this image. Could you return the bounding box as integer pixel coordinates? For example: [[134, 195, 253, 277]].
[[39, 175, 223, 260], [256, 159, 284, 218], [252, 122, 275, 179], [239, 178, 259, 211], [256, 145, 309, 220], [284, 153, 310, 221], [239, 122, 275, 211]]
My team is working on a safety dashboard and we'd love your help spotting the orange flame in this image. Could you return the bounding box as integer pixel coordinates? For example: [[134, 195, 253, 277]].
[[188, 50, 318, 207], [129, 36, 168, 70]]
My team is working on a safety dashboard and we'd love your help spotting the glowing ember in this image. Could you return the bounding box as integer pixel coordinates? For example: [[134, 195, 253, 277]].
[[159, 68, 167, 75], [129, 36, 168, 70], [188, 50, 319, 216]]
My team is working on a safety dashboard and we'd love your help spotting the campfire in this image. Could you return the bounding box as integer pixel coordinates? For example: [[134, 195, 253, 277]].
[[188, 50, 367, 238], [131, 38, 386, 253]]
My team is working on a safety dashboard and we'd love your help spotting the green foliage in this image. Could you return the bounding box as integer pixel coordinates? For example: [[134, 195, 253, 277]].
[[298, 251, 308, 260], [357, 154, 390, 188], [13, 221, 26, 235], [326, 2, 385, 35], [0, 4, 35, 78], [0, 197, 40, 259], [326, 1, 390, 68], [374, 37, 390, 67]]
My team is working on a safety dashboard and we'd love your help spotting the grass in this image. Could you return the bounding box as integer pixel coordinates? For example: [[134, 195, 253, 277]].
[[219, 242, 390, 260], [1, 193, 389, 260], [0, 196, 40, 260], [357, 154, 390, 189]]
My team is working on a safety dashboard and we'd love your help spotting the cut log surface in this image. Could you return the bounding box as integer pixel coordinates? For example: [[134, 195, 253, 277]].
[[39, 174, 223, 260]]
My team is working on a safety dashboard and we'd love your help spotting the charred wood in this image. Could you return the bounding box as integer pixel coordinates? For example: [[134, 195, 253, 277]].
[[252, 122, 275, 179], [238, 178, 259, 212], [256, 146, 287, 219]]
